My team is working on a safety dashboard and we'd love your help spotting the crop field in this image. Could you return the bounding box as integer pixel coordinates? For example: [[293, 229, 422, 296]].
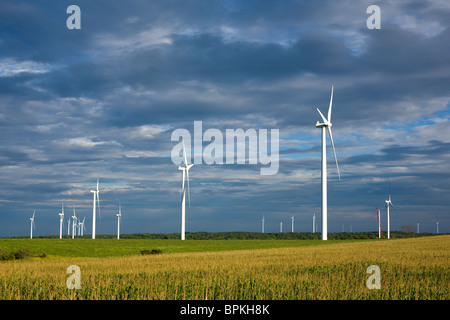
[[0, 235, 448, 300]]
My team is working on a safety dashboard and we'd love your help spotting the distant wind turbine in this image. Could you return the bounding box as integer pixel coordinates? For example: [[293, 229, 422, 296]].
[[178, 140, 194, 241], [67, 219, 70, 236], [91, 178, 101, 239], [30, 210, 35, 239], [72, 206, 77, 239], [261, 215, 265, 233], [79, 217, 86, 236], [117, 203, 122, 240], [280, 221, 283, 233], [291, 216, 294, 233], [315, 85, 341, 240], [385, 183, 397, 239], [59, 203, 65, 239]]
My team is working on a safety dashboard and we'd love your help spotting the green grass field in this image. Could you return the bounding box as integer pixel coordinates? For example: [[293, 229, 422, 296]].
[[0, 235, 448, 300], [0, 237, 366, 258]]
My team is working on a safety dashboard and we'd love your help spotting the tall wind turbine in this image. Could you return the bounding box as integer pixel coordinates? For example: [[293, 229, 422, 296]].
[[261, 215, 265, 233], [30, 211, 35, 239], [72, 206, 77, 239], [117, 203, 122, 240], [67, 219, 70, 236], [59, 203, 65, 239], [385, 183, 397, 239], [91, 178, 101, 239], [280, 221, 283, 233], [315, 85, 341, 240], [178, 140, 194, 241], [291, 216, 295, 233]]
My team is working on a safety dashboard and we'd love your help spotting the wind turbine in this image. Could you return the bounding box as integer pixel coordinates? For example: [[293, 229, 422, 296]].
[[385, 183, 397, 239], [291, 215, 295, 233], [30, 211, 35, 239], [261, 215, 265, 233], [315, 85, 341, 240], [67, 219, 71, 236], [72, 206, 77, 239], [280, 221, 283, 233], [91, 178, 101, 239], [59, 203, 65, 239], [117, 203, 122, 240], [178, 140, 194, 241], [79, 217, 86, 236]]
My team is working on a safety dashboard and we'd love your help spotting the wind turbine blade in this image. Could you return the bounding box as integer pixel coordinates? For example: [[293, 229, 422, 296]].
[[186, 169, 191, 206], [390, 202, 399, 214], [316, 108, 328, 123], [327, 85, 334, 122], [327, 127, 341, 180], [97, 192, 101, 222], [182, 139, 188, 165]]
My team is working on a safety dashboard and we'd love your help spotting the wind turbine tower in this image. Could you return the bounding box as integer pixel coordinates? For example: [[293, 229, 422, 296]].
[[385, 183, 397, 239], [59, 203, 65, 239], [117, 203, 122, 240], [91, 178, 101, 239], [261, 215, 265, 233], [312, 213, 316, 233], [30, 211, 35, 239], [72, 206, 77, 239], [291, 216, 294, 233], [280, 221, 283, 233], [315, 85, 341, 240], [178, 140, 193, 241]]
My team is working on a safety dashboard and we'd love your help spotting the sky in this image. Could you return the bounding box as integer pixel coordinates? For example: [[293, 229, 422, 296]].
[[0, 0, 449, 237]]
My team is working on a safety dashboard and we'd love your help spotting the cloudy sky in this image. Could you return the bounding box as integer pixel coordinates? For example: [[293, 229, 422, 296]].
[[0, 0, 449, 237]]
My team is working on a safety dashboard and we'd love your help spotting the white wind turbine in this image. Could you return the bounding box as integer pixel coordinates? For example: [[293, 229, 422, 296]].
[[261, 215, 265, 233], [178, 140, 194, 241], [67, 218, 70, 236], [91, 178, 101, 239], [280, 221, 283, 233], [79, 217, 86, 237], [116, 203, 122, 240], [72, 206, 77, 239], [315, 85, 341, 240], [291, 215, 295, 233], [385, 183, 397, 239], [30, 210, 35, 239], [59, 203, 65, 239]]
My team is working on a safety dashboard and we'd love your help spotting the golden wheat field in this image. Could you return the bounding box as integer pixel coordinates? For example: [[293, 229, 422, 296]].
[[0, 235, 448, 300]]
